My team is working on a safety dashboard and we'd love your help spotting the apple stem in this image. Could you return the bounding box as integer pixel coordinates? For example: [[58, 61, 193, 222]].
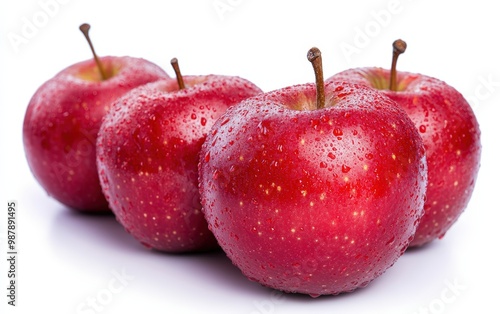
[[389, 39, 407, 91], [79, 23, 108, 81], [170, 58, 185, 90], [307, 47, 325, 109]]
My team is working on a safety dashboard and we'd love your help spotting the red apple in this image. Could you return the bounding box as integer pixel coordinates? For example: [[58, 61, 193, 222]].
[[328, 40, 481, 247], [23, 24, 168, 212], [96, 59, 262, 252], [198, 48, 427, 296]]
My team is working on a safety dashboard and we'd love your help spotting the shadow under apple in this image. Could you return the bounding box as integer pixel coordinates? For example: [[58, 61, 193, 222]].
[[47, 205, 456, 312], [47, 208, 269, 301]]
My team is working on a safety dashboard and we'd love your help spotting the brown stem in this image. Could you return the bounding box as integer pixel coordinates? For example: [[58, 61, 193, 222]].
[[307, 47, 325, 109], [390, 39, 407, 91], [170, 58, 185, 90], [79, 23, 108, 80]]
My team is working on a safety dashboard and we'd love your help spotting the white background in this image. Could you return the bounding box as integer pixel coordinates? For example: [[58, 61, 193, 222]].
[[1, 0, 499, 313]]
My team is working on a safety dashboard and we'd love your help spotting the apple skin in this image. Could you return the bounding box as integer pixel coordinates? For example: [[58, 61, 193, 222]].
[[328, 68, 481, 246], [23, 56, 168, 212], [198, 81, 427, 296], [96, 76, 262, 252]]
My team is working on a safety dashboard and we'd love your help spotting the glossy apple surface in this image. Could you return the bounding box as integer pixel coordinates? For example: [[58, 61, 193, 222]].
[[23, 56, 168, 212], [97, 76, 262, 252], [329, 68, 481, 246], [198, 81, 427, 296]]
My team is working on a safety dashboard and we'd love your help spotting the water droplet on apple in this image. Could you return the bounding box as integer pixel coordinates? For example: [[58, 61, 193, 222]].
[[212, 169, 220, 180], [319, 162, 327, 168], [201, 117, 207, 126], [310, 119, 320, 129], [400, 245, 408, 254], [191, 113, 197, 120], [431, 133, 440, 143], [419, 125, 426, 133], [365, 153, 373, 160], [211, 138, 218, 146], [333, 128, 343, 136], [386, 236, 395, 245], [204, 152, 210, 162], [341, 165, 351, 173], [309, 293, 321, 298], [257, 122, 268, 135], [247, 276, 259, 283], [327, 152, 336, 160]]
